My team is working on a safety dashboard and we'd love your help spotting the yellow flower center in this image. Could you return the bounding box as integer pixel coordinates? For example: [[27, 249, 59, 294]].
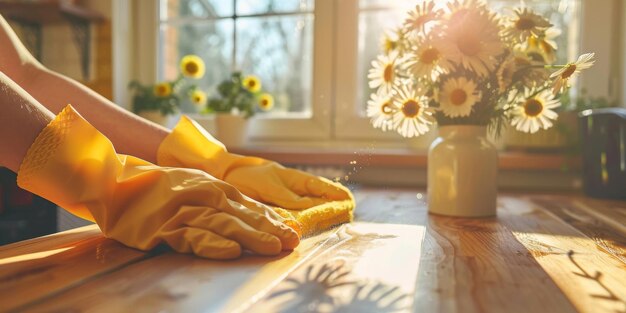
[[524, 98, 544, 117], [420, 47, 440, 65], [561, 64, 577, 79], [247, 79, 257, 88], [457, 35, 481, 56], [383, 64, 394, 83], [184, 62, 199, 75], [381, 101, 394, 115], [260, 99, 269, 107], [450, 89, 468, 106], [515, 17, 536, 30], [401, 99, 420, 118]]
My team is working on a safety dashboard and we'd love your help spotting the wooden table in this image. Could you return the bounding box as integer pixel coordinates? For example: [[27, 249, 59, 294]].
[[1, 189, 625, 313]]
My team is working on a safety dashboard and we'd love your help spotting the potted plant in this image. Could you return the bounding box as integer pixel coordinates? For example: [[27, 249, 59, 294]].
[[366, 0, 595, 217], [200, 72, 274, 147], [129, 55, 206, 125]]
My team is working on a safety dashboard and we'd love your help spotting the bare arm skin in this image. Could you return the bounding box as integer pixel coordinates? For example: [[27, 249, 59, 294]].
[[0, 14, 168, 163], [0, 71, 54, 172]]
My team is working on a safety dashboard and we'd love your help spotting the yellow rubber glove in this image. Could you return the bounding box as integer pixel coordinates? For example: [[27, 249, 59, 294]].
[[157, 116, 355, 236], [17, 105, 299, 260]]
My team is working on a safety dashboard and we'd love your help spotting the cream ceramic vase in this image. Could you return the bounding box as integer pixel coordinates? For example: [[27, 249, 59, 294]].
[[427, 125, 497, 217], [213, 113, 248, 148]]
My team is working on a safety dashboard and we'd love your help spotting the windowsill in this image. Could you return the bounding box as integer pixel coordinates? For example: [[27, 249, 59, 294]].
[[229, 147, 581, 171]]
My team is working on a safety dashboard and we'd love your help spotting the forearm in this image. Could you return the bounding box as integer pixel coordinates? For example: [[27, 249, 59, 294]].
[[0, 14, 168, 163], [20, 66, 168, 163], [0, 71, 54, 172]]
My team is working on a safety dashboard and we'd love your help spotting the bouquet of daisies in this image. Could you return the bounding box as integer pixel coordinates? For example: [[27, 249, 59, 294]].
[[367, 0, 595, 138]]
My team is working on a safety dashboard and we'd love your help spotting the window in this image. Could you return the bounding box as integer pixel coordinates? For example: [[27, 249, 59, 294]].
[[157, 0, 333, 141], [159, 0, 314, 114], [134, 0, 616, 146]]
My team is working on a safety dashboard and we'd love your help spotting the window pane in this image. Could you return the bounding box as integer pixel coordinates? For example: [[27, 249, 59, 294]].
[[357, 9, 406, 113], [236, 15, 313, 114], [160, 21, 234, 112], [161, 0, 234, 20], [236, 0, 314, 16], [356, 0, 580, 112]]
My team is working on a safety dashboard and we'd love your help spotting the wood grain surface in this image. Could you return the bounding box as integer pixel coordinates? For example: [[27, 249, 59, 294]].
[[0, 189, 625, 313]]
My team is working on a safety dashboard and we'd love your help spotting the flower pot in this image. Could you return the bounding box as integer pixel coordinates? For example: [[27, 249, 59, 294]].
[[213, 113, 249, 148], [427, 125, 497, 217], [137, 110, 168, 126]]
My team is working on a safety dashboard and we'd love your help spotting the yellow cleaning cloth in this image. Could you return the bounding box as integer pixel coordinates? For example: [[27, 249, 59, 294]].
[[157, 115, 355, 236], [17, 105, 299, 259]]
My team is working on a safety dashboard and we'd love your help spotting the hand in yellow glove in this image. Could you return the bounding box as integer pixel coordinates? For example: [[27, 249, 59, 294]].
[[17, 105, 299, 260], [157, 116, 355, 236]]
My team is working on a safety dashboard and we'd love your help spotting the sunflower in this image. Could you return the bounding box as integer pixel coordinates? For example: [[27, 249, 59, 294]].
[[258, 93, 274, 111], [180, 55, 205, 79], [368, 51, 402, 94], [440, 10, 504, 77], [190, 89, 207, 106], [510, 89, 560, 133], [367, 90, 397, 131], [242, 75, 262, 93], [404, 0, 441, 35], [392, 86, 433, 138], [154, 82, 172, 97], [550, 53, 595, 95], [438, 77, 480, 118], [504, 8, 551, 42]]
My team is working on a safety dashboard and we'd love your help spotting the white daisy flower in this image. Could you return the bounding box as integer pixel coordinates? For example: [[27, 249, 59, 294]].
[[404, 37, 453, 79], [367, 90, 397, 131], [438, 77, 480, 118], [511, 89, 560, 133], [445, 0, 489, 24], [392, 86, 433, 138], [440, 10, 504, 77], [404, 1, 441, 35], [550, 53, 595, 95], [504, 8, 552, 42], [368, 51, 402, 94]]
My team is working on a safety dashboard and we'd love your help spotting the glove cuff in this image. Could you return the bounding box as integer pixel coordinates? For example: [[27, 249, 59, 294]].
[[157, 115, 233, 179], [17, 105, 100, 221]]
